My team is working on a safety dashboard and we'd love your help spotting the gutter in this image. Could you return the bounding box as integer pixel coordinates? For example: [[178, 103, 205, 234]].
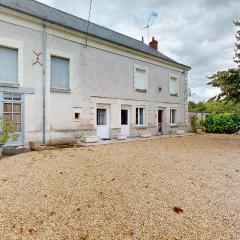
[[42, 20, 47, 144]]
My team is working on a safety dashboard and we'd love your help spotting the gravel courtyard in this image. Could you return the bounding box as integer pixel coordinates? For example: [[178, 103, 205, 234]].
[[0, 134, 239, 240]]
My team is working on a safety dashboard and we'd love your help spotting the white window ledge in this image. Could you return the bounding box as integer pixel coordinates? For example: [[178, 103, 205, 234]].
[[135, 125, 148, 129], [135, 88, 147, 93], [0, 82, 20, 88], [170, 124, 179, 127], [50, 88, 71, 93]]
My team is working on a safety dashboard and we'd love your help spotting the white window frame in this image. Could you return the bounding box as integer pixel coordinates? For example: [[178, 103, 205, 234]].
[[0, 37, 23, 87], [50, 55, 70, 90], [73, 108, 82, 122], [136, 107, 146, 126], [169, 74, 179, 96], [134, 64, 148, 92], [170, 109, 177, 126]]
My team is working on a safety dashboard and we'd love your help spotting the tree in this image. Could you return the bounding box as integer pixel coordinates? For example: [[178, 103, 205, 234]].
[[188, 101, 196, 112], [207, 22, 240, 103], [208, 68, 240, 103], [205, 100, 240, 113], [188, 101, 207, 112], [188, 100, 240, 113], [234, 21, 240, 64]]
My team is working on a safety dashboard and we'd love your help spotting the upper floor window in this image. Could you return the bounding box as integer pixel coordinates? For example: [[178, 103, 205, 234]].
[[134, 65, 148, 91], [136, 107, 146, 126], [169, 75, 179, 96], [0, 46, 18, 85], [51, 56, 70, 90]]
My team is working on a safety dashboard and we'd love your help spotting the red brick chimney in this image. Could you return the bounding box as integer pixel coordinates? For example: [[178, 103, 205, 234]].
[[149, 37, 158, 51]]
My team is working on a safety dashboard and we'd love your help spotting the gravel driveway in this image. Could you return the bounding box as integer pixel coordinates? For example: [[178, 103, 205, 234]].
[[0, 134, 239, 240]]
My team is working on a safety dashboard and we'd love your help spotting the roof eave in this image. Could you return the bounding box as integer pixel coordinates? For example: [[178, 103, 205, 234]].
[[0, 3, 191, 71]]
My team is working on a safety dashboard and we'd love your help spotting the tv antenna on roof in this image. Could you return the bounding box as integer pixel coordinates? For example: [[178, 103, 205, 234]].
[[141, 11, 158, 43], [85, 0, 93, 47]]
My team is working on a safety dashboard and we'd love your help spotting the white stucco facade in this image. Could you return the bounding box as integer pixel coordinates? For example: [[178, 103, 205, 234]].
[[0, 6, 190, 145]]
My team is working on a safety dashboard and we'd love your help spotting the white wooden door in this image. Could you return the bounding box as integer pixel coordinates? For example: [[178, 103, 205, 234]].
[[96, 107, 110, 139], [121, 108, 130, 137]]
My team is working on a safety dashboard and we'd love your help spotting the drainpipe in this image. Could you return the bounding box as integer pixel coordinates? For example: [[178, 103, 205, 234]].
[[42, 20, 47, 144]]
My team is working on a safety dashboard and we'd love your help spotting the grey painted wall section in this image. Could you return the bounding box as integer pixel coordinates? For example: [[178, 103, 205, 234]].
[[0, 10, 190, 145]]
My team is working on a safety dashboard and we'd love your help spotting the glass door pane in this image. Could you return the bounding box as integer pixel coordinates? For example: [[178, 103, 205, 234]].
[[97, 109, 107, 125], [121, 110, 128, 125]]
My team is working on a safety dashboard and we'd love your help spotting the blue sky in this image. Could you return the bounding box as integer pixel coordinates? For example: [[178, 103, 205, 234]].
[[39, 0, 240, 102]]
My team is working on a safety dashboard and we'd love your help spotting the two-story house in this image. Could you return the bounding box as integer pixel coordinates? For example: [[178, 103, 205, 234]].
[[0, 0, 191, 145]]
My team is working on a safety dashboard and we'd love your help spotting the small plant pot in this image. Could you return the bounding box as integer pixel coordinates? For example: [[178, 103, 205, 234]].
[[117, 134, 127, 140], [176, 129, 185, 135], [141, 132, 152, 138], [29, 141, 41, 151], [84, 136, 99, 143], [196, 128, 203, 134]]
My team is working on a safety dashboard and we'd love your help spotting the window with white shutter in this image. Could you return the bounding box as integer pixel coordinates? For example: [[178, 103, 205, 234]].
[[51, 56, 70, 90], [169, 76, 179, 96], [134, 65, 148, 91], [0, 46, 18, 84]]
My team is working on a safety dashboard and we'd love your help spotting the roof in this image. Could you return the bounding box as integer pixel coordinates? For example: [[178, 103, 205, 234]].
[[0, 0, 190, 69]]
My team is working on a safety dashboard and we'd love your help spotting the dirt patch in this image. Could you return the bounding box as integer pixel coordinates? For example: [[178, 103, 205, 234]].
[[0, 134, 239, 239]]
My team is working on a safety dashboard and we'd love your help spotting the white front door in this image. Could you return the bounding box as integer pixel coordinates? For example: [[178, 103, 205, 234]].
[[96, 107, 110, 139], [121, 108, 130, 137]]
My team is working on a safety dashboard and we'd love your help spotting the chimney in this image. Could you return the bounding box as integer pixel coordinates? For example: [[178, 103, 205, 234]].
[[149, 37, 158, 51]]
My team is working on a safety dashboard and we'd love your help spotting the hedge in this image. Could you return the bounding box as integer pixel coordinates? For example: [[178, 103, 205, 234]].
[[205, 113, 240, 133]]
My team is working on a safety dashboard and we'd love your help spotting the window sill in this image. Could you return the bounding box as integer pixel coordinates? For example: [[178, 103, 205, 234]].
[[170, 124, 178, 128], [135, 88, 147, 93], [135, 125, 147, 129], [0, 83, 20, 88], [170, 94, 179, 97], [50, 88, 71, 93]]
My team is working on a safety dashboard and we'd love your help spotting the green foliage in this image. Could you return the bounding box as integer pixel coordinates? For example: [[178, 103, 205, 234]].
[[205, 100, 240, 113], [208, 68, 240, 103], [195, 118, 206, 131], [234, 21, 240, 64], [206, 22, 240, 103], [0, 118, 19, 145], [205, 113, 240, 134], [191, 116, 206, 132], [191, 116, 198, 132], [195, 102, 207, 112], [188, 101, 206, 112], [188, 101, 196, 112], [188, 100, 240, 114]]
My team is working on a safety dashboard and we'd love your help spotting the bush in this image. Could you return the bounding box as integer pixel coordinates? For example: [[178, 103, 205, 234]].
[[205, 113, 240, 133], [191, 116, 206, 132], [0, 117, 19, 145], [191, 116, 198, 132]]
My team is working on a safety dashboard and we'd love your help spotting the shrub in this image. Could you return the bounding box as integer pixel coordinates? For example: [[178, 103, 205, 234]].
[[0, 118, 19, 145], [191, 116, 198, 132], [205, 113, 240, 133], [191, 116, 206, 132]]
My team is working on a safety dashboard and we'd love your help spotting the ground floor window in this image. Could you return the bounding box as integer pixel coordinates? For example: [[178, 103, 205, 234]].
[[170, 109, 177, 125], [3, 93, 22, 132], [97, 109, 107, 125], [136, 107, 145, 126]]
